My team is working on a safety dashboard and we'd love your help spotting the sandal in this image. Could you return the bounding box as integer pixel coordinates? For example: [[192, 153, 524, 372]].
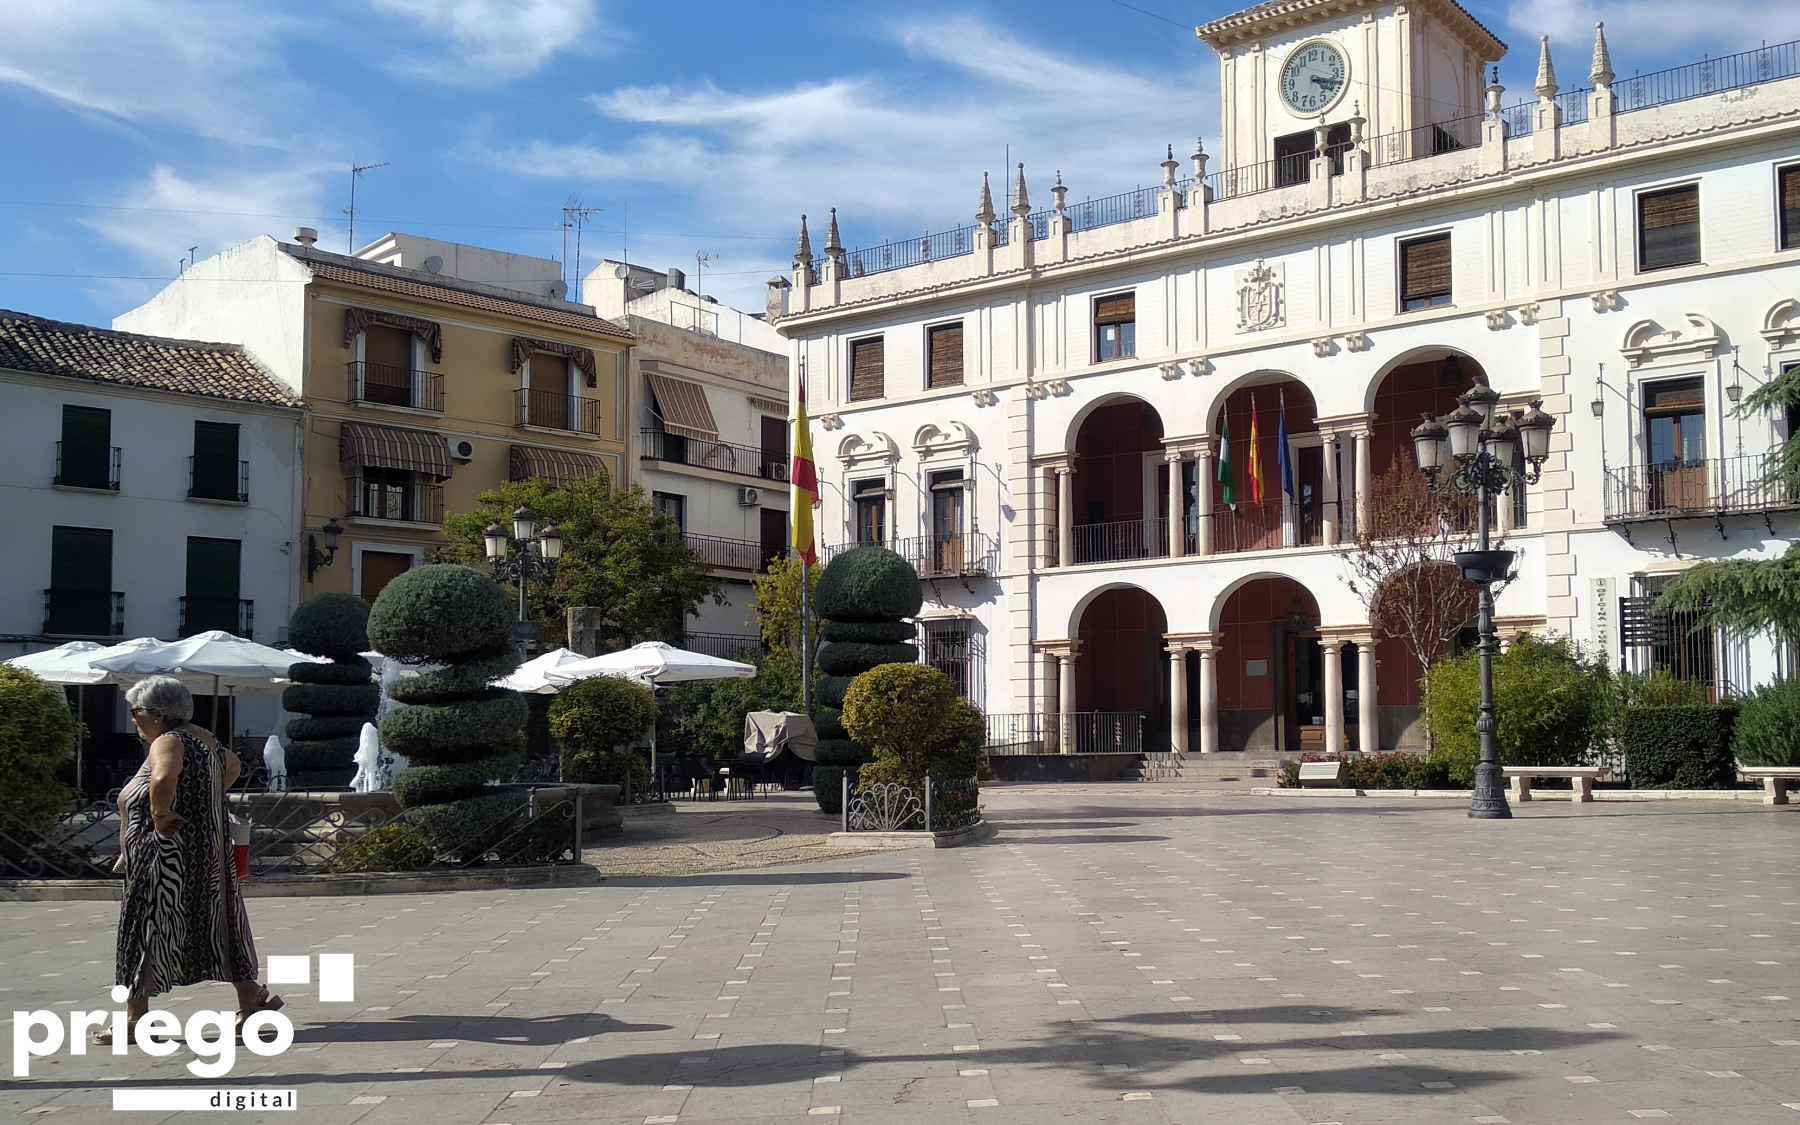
[[93, 1023, 171, 1046], [235, 990, 285, 1039]]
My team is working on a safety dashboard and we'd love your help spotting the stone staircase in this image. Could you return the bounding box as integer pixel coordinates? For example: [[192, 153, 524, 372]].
[[1124, 751, 1297, 788]]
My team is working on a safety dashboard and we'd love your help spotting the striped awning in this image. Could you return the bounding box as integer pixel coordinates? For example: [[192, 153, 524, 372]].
[[340, 421, 452, 479], [510, 445, 607, 488], [645, 372, 719, 441]]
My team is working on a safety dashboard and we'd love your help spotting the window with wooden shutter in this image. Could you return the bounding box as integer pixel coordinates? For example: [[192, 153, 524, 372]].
[[1094, 292, 1136, 361], [849, 336, 885, 401], [191, 420, 243, 502], [1780, 165, 1800, 251], [57, 405, 114, 489], [927, 322, 964, 388], [1637, 184, 1701, 271], [1399, 234, 1452, 310]]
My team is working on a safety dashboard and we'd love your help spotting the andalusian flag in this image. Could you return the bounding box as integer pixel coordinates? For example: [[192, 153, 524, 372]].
[[1216, 406, 1234, 509], [790, 369, 818, 566], [1248, 392, 1265, 506]]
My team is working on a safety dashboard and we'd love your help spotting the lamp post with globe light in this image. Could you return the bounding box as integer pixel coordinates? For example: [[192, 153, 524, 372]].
[[1410, 380, 1554, 819], [484, 505, 563, 658]]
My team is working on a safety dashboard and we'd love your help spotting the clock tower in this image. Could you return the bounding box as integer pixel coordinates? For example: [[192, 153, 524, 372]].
[[1196, 0, 1506, 172]]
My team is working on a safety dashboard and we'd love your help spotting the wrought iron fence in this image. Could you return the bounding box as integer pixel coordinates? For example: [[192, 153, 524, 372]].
[[1603, 452, 1800, 521], [893, 532, 997, 578], [679, 631, 763, 662], [54, 441, 121, 491], [839, 776, 981, 833], [346, 360, 445, 412], [1069, 517, 1167, 565], [682, 532, 766, 571], [0, 798, 122, 879], [1496, 98, 1535, 138], [179, 595, 253, 637], [347, 472, 445, 524], [188, 455, 249, 503], [981, 712, 1145, 756], [43, 588, 124, 637], [1556, 87, 1591, 125], [641, 428, 786, 480], [1365, 112, 1485, 168], [517, 388, 604, 435], [1064, 185, 1162, 232], [1204, 152, 1313, 201], [1615, 39, 1800, 115]]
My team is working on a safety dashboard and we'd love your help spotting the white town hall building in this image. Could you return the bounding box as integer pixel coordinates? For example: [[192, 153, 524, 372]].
[[770, 0, 1800, 761]]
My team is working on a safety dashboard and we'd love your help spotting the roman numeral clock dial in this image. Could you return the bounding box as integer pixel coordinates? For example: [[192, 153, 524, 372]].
[[1279, 39, 1348, 115]]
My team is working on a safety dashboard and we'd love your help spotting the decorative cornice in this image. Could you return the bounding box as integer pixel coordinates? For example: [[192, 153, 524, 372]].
[[1621, 313, 1723, 368], [1195, 0, 1505, 59]]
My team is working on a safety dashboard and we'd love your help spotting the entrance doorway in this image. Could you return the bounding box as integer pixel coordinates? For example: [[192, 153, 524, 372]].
[[1216, 577, 1322, 754]]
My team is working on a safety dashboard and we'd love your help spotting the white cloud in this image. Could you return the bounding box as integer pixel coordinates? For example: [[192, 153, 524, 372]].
[[0, 1, 310, 144], [81, 164, 335, 266], [370, 0, 602, 85], [1508, 0, 1766, 59]]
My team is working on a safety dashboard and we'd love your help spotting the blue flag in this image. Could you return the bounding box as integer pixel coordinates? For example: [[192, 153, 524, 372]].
[[1277, 392, 1294, 499]]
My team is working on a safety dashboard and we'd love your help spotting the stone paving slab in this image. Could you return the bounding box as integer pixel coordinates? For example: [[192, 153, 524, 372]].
[[2, 791, 1799, 1123]]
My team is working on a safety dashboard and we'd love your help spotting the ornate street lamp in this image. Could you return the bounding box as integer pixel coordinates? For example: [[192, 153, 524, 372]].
[[485, 506, 562, 656], [1412, 379, 1555, 820], [306, 517, 344, 581]]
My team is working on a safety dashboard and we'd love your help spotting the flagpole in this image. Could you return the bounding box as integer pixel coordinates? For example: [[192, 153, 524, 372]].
[[800, 558, 812, 714]]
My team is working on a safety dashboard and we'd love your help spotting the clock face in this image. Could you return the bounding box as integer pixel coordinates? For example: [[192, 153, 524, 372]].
[[1279, 39, 1349, 115]]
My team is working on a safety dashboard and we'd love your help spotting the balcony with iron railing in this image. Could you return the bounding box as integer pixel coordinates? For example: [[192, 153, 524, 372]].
[[188, 455, 249, 503], [516, 388, 604, 435], [982, 712, 1145, 756], [43, 589, 124, 637], [180, 595, 253, 638], [796, 38, 1800, 293], [346, 472, 445, 525], [893, 532, 998, 578], [347, 360, 444, 412], [54, 442, 121, 491], [679, 631, 763, 662], [682, 532, 768, 572], [640, 428, 788, 481], [1603, 452, 1800, 523]]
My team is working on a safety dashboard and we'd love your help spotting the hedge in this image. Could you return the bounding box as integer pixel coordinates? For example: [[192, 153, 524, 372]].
[[285, 658, 373, 686], [384, 650, 519, 704], [379, 691, 531, 756], [814, 766, 849, 813], [819, 619, 916, 644], [0, 666, 77, 836], [401, 790, 571, 866], [815, 547, 923, 622], [1733, 678, 1800, 767], [285, 714, 369, 742], [1277, 752, 1452, 790], [281, 681, 380, 716], [390, 753, 522, 806], [817, 641, 918, 676], [1624, 704, 1739, 788], [330, 823, 436, 873], [1422, 635, 1607, 785], [563, 747, 650, 789], [287, 593, 370, 661], [367, 564, 515, 661]]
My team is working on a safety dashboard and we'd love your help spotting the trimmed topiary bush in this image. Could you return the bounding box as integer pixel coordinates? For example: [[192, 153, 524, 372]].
[[563, 748, 651, 792], [369, 565, 524, 809], [282, 595, 377, 788], [550, 676, 657, 758], [815, 547, 925, 622], [1422, 635, 1607, 786], [818, 641, 919, 676], [330, 822, 436, 873], [819, 620, 916, 644], [0, 666, 77, 838], [1624, 704, 1739, 788], [843, 664, 982, 806], [1733, 678, 1800, 767]]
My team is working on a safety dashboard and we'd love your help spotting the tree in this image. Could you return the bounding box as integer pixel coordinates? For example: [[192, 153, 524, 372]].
[[282, 593, 378, 788], [1342, 463, 1498, 683], [810, 546, 922, 812], [0, 666, 78, 836], [1657, 365, 1800, 641], [438, 473, 722, 652], [750, 553, 820, 668]]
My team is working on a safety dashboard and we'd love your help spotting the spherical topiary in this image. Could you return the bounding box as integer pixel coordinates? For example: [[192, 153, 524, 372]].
[[288, 593, 370, 661], [286, 658, 373, 686], [367, 564, 514, 662], [817, 641, 919, 676], [383, 650, 519, 704], [380, 691, 532, 759], [819, 619, 916, 644], [815, 546, 923, 622], [281, 681, 380, 716]]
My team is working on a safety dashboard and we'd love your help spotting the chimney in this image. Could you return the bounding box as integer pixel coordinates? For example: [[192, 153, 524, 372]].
[[293, 226, 319, 249], [666, 267, 686, 292]]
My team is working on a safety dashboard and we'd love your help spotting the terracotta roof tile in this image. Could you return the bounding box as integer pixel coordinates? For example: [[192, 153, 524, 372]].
[[0, 309, 301, 408]]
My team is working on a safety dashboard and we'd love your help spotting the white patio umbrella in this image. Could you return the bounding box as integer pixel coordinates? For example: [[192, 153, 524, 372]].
[[91, 630, 301, 730], [4, 640, 111, 685], [493, 647, 590, 694], [544, 642, 756, 782]]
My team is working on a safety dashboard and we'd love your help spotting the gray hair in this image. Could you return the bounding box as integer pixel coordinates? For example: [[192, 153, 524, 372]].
[[125, 675, 194, 725]]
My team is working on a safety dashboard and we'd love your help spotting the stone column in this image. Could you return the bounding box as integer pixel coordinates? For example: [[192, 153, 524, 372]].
[[1353, 430, 1372, 537], [1196, 640, 1219, 754], [1194, 445, 1215, 556], [1058, 646, 1078, 755], [1355, 636, 1378, 754], [1044, 648, 1063, 752], [1322, 639, 1345, 757], [1168, 645, 1190, 753], [1321, 431, 1341, 546], [1056, 465, 1074, 567], [1165, 449, 1185, 558]]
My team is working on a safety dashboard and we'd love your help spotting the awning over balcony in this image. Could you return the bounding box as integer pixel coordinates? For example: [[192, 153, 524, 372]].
[[645, 371, 719, 441], [510, 444, 607, 488], [340, 421, 452, 478]]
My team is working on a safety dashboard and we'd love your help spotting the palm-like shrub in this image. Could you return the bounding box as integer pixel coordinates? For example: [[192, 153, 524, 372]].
[[282, 593, 377, 788], [811, 546, 922, 811], [368, 565, 524, 809]]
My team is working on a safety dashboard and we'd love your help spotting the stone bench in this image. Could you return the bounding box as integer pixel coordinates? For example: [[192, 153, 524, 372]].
[[1738, 765, 1800, 806], [1503, 765, 1606, 803], [1298, 761, 1342, 788]]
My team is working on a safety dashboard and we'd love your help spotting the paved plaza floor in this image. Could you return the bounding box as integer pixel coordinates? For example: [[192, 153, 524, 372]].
[[5, 788, 1800, 1124]]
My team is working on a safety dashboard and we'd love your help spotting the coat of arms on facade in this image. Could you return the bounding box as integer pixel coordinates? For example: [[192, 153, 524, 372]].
[[1235, 258, 1284, 333]]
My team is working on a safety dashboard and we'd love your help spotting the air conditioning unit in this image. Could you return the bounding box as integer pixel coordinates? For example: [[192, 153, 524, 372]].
[[737, 487, 761, 507], [449, 438, 476, 462]]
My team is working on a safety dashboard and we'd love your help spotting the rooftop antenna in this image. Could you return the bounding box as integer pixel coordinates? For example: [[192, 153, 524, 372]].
[[695, 250, 717, 299], [344, 160, 389, 252], [560, 200, 602, 290], [180, 245, 198, 274]]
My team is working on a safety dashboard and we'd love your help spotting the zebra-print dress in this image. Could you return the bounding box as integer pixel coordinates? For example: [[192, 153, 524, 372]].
[[115, 729, 258, 996]]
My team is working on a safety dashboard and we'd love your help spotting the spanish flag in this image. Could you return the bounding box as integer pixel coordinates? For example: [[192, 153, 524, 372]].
[[790, 368, 818, 566], [1247, 392, 1265, 506]]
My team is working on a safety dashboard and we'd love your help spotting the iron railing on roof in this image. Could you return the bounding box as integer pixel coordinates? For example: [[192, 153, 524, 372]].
[[1556, 87, 1591, 125], [1064, 185, 1163, 232], [1615, 39, 1800, 115], [1496, 98, 1535, 139], [1366, 111, 1486, 168]]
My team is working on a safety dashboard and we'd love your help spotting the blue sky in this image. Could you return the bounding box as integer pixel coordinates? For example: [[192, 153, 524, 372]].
[[0, 0, 1766, 327]]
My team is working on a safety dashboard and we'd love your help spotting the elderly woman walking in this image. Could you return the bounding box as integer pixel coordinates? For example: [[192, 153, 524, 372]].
[[106, 675, 279, 1042]]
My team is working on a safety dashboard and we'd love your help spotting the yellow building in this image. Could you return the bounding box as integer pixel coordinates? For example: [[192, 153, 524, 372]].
[[117, 230, 634, 605]]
